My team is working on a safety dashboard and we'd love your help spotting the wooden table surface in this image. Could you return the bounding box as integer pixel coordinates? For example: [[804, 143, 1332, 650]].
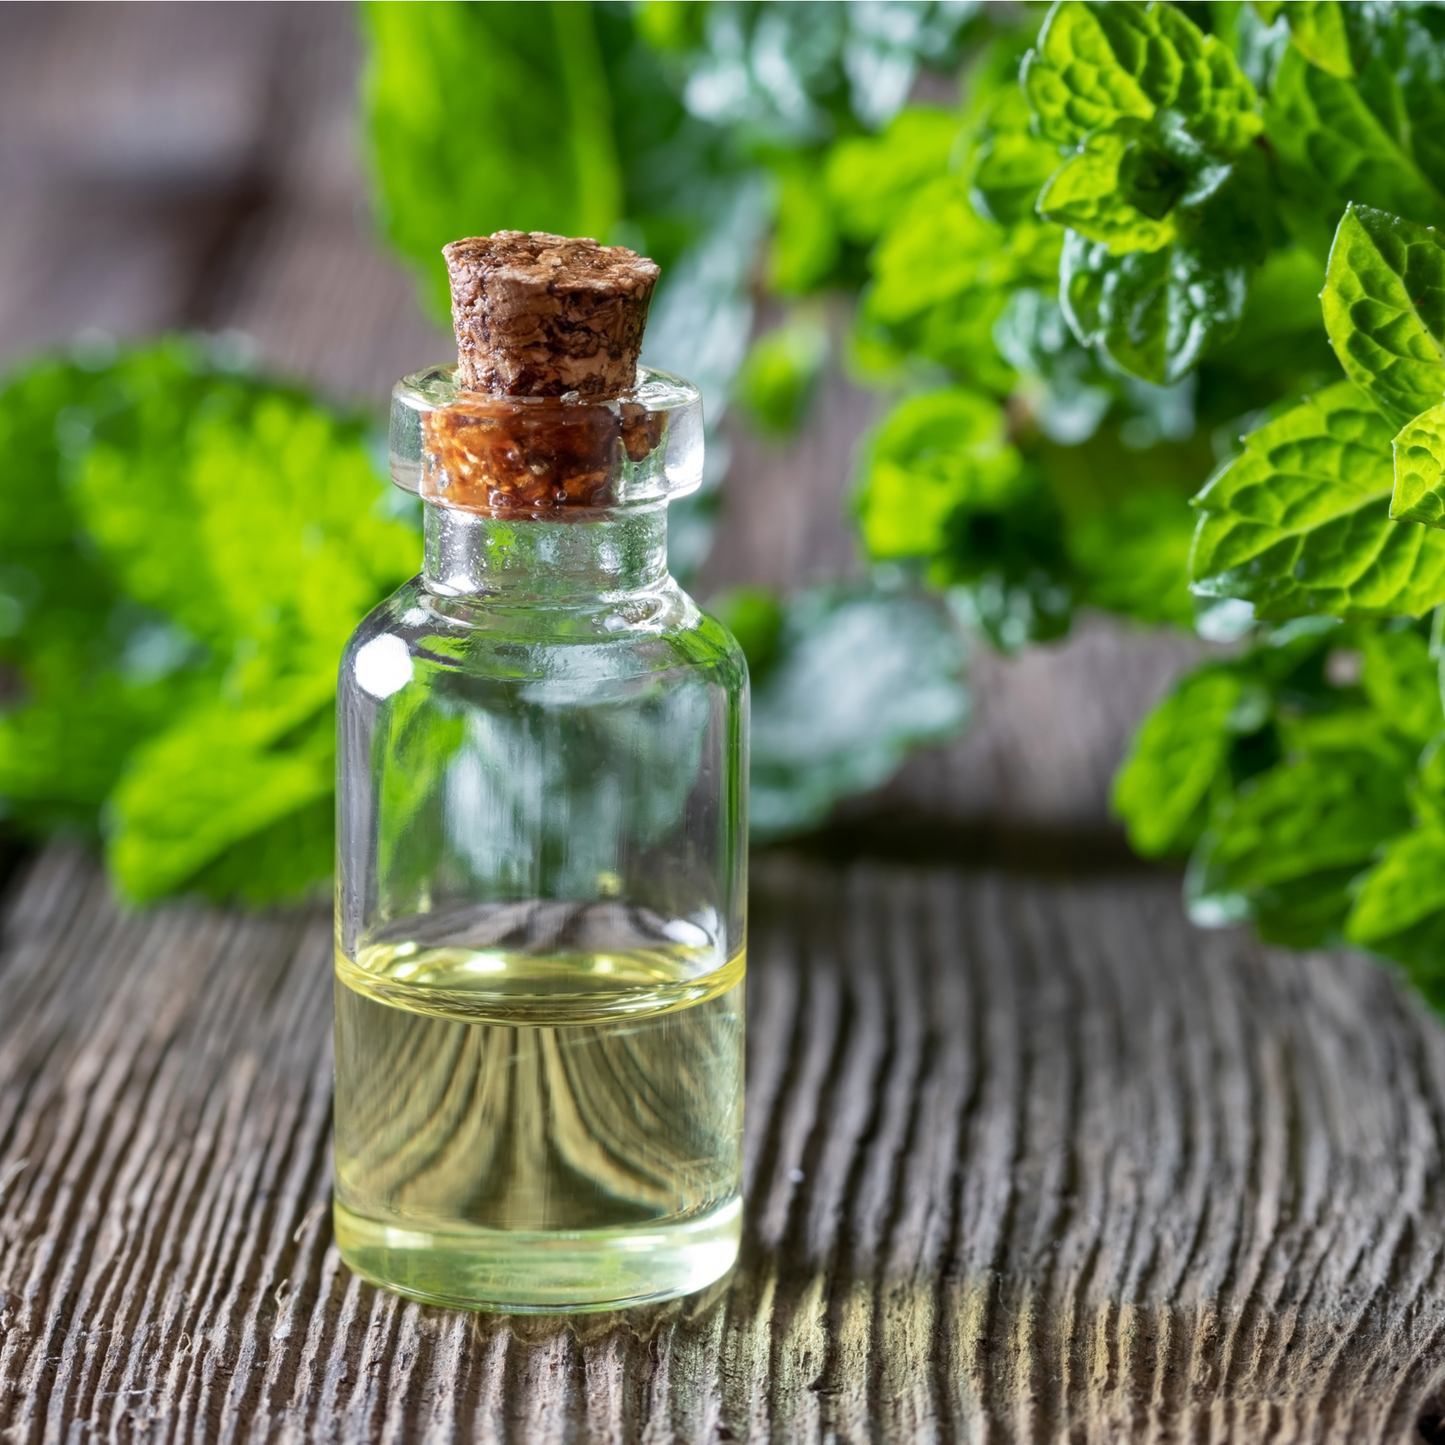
[[2, 6, 1443, 1441], [6, 848, 1445, 1442]]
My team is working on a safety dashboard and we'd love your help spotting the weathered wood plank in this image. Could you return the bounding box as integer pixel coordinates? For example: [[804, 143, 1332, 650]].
[[3, 846, 1445, 1441]]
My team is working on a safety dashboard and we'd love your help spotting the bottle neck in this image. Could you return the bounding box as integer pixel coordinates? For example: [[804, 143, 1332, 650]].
[[422, 501, 670, 604]]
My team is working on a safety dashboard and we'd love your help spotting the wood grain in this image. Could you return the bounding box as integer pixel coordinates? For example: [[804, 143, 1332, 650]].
[[3, 845, 1444, 1442]]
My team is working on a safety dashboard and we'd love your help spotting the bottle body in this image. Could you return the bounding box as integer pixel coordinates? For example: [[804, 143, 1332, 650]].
[[333, 502, 747, 1311]]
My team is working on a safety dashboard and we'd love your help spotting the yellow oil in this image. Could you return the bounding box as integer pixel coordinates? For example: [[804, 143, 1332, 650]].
[[332, 937, 744, 1312]]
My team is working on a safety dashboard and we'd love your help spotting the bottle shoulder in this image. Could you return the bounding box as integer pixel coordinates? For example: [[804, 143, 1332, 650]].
[[341, 575, 747, 699]]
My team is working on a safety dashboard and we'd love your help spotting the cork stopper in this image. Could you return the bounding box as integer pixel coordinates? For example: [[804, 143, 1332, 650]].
[[443, 231, 660, 399]]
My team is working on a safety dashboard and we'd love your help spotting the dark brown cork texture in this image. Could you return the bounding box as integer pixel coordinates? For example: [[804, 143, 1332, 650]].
[[443, 231, 660, 399], [421, 231, 666, 515]]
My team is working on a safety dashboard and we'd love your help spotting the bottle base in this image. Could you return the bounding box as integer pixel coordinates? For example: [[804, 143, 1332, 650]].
[[332, 1196, 742, 1313]]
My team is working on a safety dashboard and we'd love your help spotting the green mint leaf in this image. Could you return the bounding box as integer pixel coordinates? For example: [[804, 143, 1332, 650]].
[[0, 339, 416, 902], [1111, 666, 1246, 857], [1187, 736, 1412, 946], [766, 152, 841, 295], [1313, 6, 1445, 198], [1322, 204, 1445, 430], [76, 371, 418, 680], [0, 670, 203, 835], [1283, 1, 1354, 78], [1265, 48, 1445, 259], [1203, 245, 1335, 385], [735, 314, 829, 438], [1252, 2, 1285, 25], [1023, 1, 1261, 156], [938, 477, 1076, 651], [107, 680, 336, 903], [0, 356, 129, 671], [1061, 227, 1246, 385], [968, 84, 1062, 228], [825, 108, 962, 243], [856, 389, 1077, 653], [1346, 826, 1445, 952], [1056, 129, 1271, 385], [1390, 402, 1445, 527], [749, 585, 969, 840], [993, 289, 1114, 443], [1017, 2, 1265, 390], [945, 560, 1075, 654], [184, 796, 334, 907], [1069, 489, 1197, 626], [1413, 732, 1445, 832], [857, 388, 1027, 560], [1037, 124, 1178, 252], [862, 175, 1060, 390], [1191, 380, 1445, 619], [1359, 627, 1443, 744], [1039, 108, 1236, 253], [0, 344, 220, 837], [363, 0, 623, 320], [77, 372, 417, 902]]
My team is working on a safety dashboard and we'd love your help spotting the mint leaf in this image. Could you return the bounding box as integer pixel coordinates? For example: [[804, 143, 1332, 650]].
[[1322, 205, 1445, 430], [1070, 489, 1197, 626], [0, 671, 200, 835], [857, 388, 1027, 560], [1023, 4, 1275, 386], [76, 370, 418, 681], [1022, 2, 1261, 156], [1188, 732, 1413, 945], [1391, 403, 1445, 528], [1360, 627, 1443, 744], [1202, 245, 1335, 386], [1348, 713, 1445, 1006], [1345, 826, 1445, 1005], [1037, 123, 1177, 253], [0, 340, 421, 904], [1266, 49, 1445, 259], [735, 314, 829, 437], [992, 289, 1113, 444], [863, 175, 1060, 389], [1061, 226, 1247, 385], [1112, 666, 1246, 857], [363, 1, 623, 320], [1191, 381, 1445, 619], [968, 83, 1061, 228], [1283, 2, 1353, 78], [0, 358, 118, 669], [0, 345, 219, 837], [184, 796, 334, 907], [750, 585, 969, 839], [109, 683, 336, 903], [766, 151, 840, 295], [81, 369, 418, 901], [826, 108, 962, 243], [1039, 95, 1271, 383]]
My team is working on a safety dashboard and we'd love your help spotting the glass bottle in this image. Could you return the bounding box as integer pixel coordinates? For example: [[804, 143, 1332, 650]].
[[333, 363, 747, 1312]]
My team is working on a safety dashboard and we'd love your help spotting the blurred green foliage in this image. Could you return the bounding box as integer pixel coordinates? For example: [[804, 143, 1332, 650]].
[[674, 0, 1445, 1008], [735, 313, 829, 436], [18, 0, 1445, 998], [0, 338, 415, 903]]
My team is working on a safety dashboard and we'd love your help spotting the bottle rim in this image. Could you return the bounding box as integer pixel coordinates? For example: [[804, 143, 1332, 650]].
[[388, 363, 704, 517]]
